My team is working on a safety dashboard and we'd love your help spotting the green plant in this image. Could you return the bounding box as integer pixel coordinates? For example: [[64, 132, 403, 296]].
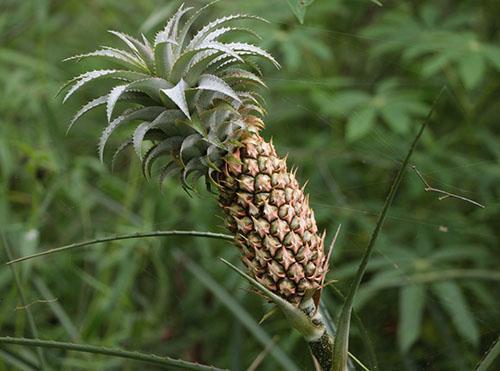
[[2, 1, 498, 370], [60, 3, 338, 369]]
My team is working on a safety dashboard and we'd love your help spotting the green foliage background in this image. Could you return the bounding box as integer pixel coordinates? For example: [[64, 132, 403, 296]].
[[1, 0, 499, 369]]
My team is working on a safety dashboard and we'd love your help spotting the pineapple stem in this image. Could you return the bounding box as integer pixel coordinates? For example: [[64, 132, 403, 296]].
[[300, 298, 333, 370], [309, 331, 334, 371]]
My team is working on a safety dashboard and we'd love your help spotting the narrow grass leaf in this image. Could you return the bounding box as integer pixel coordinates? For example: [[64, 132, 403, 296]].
[[33, 278, 80, 341], [0, 348, 37, 371], [326, 287, 379, 371], [475, 336, 500, 371], [432, 281, 479, 346]]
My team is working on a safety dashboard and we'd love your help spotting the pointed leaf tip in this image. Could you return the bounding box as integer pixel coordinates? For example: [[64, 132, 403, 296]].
[[107, 85, 129, 122], [197, 74, 241, 102], [161, 79, 191, 119]]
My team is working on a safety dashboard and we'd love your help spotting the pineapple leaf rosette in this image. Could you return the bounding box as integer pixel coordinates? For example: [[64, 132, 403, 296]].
[[62, 4, 331, 356]]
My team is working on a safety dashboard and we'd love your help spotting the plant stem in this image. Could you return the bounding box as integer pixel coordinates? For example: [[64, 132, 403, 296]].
[[0, 337, 227, 371], [327, 287, 378, 371], [309, 331, 334, 370], [331, 87, 446, 371], [6, 230, 233, 265], [300, 298, 333, 370]]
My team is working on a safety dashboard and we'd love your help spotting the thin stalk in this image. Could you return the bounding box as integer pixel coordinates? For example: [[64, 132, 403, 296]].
[[475, 336, 500, 371], [1, 232, 47, 369], [327, 287, 379, 371], [6, 230, 233, 265], [331, 87, 446, 371], [0, 337, 227, 371]]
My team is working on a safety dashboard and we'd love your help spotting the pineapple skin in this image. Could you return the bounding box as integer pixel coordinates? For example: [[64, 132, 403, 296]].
[[218, 118, 326, 305]]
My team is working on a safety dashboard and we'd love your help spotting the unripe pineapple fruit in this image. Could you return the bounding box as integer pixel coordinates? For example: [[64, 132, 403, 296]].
[[62, 4, 327, 307], [219, 126, 326, 304]]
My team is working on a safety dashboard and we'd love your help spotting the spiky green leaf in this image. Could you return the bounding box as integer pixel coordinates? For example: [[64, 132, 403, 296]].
[[132, 110, 184, 158], [98, 106, 165, 162], [107, 85, 129, 122], [225, 42, 280, 68], [169, 42, 242, 84], [62, 69, 149, 103], [63, 48, 146, 71], [161, 79, 191, 118], [111, 139, 133, 172], [68, 95, 108, 133], [197, 74, 240, 102], [109, 30, 155, 72], [188, 14, 267, 49], [180, 133, 205, 166], [159, 161, 180, 189], [142, 137, 183, 179]]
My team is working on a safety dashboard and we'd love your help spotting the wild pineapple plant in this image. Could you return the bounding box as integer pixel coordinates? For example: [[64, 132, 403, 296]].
[[62, 4, 334, 369]]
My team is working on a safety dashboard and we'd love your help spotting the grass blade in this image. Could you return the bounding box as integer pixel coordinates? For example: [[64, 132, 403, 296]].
[[326, 287, 378, 371], [33, 278, 80, 341], [475, 336, 500, 371], [6, 230, 233, 265], [331, 87, 446, 371], [0, 337, 227, 370], [175, 251, 301, 371], [0, 347, 38, 371], [1, 232, 47, 369]]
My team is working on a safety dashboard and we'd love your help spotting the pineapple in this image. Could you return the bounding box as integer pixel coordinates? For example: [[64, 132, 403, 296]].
[[62, 4, 326, 308]]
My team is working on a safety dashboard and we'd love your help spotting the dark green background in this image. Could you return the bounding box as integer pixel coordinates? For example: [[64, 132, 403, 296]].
[[1, 0, 499, 370]]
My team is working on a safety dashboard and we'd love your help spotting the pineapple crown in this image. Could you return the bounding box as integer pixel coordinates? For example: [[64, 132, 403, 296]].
[[61, 2, 279, 190]]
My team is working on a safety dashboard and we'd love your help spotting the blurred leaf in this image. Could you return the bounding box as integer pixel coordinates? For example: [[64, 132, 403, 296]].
[[432, 281, 480, 346], [458, 53, 485, 90], [346, 107, 376, 141], [483, 45, 500, 70], [0, 348, 37, 371], [285, 0, 315, 24], [398, 284, 425, 352], [324, 91, 371, 116], [316, 80, 428, 139], [381, 104, 411, 134], [363, 5, 499, 90]]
